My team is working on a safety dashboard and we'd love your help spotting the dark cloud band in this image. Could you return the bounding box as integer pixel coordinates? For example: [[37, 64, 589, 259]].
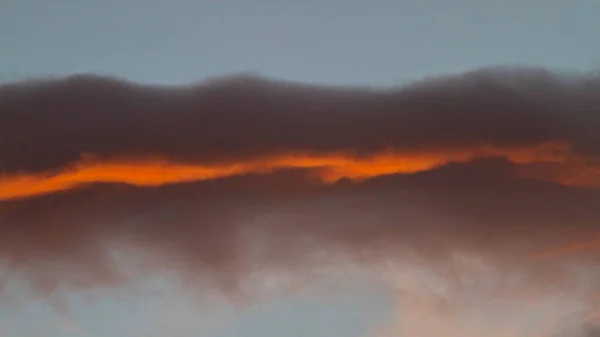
[[1, 67, 599, 174]]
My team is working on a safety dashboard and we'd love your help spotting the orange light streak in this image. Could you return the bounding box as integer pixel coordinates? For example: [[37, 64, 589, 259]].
[[0, 141, 598, 202]]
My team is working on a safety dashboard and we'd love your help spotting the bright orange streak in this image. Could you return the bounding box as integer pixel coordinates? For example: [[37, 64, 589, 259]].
[[0, 141, 598, 201]]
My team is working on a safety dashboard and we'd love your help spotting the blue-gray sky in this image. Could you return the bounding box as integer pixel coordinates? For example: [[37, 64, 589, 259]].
[[2, 0, 599, 85], [1, 1, 600, 337]]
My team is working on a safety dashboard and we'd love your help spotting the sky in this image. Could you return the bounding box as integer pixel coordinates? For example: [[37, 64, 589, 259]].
[[2, 0, 600, 84], [1, 1, 600, 337]]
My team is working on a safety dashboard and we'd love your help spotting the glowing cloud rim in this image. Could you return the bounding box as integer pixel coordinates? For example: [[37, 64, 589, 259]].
[[2, 140, 599, 201]]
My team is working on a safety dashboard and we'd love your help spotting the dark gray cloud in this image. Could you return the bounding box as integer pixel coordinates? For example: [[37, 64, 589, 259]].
[[1, 67, 599, 174]]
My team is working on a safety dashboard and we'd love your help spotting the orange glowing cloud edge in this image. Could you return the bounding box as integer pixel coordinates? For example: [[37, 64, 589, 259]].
[[0, 140, 599, 202]]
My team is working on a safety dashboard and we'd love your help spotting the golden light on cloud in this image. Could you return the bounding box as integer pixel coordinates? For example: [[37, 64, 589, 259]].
[[1, 141, 598, 202]]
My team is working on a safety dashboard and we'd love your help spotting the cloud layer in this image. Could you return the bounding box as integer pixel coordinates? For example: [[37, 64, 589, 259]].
[[1, 67, 600, 334]]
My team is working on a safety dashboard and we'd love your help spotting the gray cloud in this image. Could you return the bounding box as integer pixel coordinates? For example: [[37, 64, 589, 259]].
[[1, 67, 599, 174]]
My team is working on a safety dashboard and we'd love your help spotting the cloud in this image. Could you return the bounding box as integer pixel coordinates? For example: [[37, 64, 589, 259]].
[[1, 67, 600, 335], [1, 67, 599, 172]]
